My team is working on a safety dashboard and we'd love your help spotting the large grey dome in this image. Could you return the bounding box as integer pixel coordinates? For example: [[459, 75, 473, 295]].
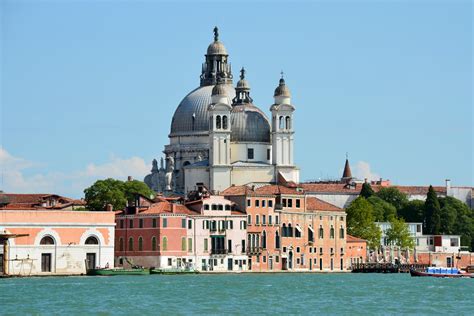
[[230, 104, 271, 143], [170, 85, 235, 136]]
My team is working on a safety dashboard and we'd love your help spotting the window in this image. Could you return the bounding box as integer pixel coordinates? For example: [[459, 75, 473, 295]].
[[152, 218, 157, 228], [168, 258, 172, 266], [339, 226, 345, 239], [309, 247, 313, 253], [181, 237, 186, 251], [247, 199, 251, 207], [268, 215, 272, 225], [286, 116, 291, 129], [247, 148, 254, 159], [163, 218, 168, 228], [120, 220, 124, 229], [288, 224, 293, 237], [279, 116, 284, 129], [288, 199, 293, 208], [267, 148, 271, 160], [296, 247, 300, 253], [319, 226, 324, 239], [275, 231, 280, 249], [450, 238, 459, 247], [212, 204, 217, 211], [417, 225, 422, 233], [241, 239, 246, 253], [275, 215, 279, 224], [204, 204, 210, 210], [129, 219, 134, 229], [182, 219, 186, 228], [330, 227, 335, 239], [128, 237, 134, 251], [296, 199, 300, 208], [188, 238, 193, 252], [216, 115, 221, 129], [262, 215, 266, 225], [152, 237, 157, 251], [138, 237, 143, 251], [320, 247, 323, 254], [188, 220, 192, 229], [228, 220, 233, 229], [218, 204, 223, 211], [295, 225, 302, 238], [222, 115, 228, 129], [162, 237, 168, 251], [256, 200, 260, 207], [228, 239, 232, 252], [256, 215, 260, 225], [268, 200, 273, 208], [139, 219, 144, 228], [262, 231, 267, 249], [204, 238, 208, 251], [276, 256, 280, 263], [85, 236, 99, 245], [225, 204, 231, 211], [119, 238, 124, 251], [262, 200, 266, 208], [282, 199, 287, 207], [263, 256, 266, 263], [308, 226, 314, 242]]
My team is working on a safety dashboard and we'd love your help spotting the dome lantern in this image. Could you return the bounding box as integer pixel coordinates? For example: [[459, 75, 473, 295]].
[[273, 72, 291, 104], [200, 27, 233, 86], [232, 67, 253, 104]]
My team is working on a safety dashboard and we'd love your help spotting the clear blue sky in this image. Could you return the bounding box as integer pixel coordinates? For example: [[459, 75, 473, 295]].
[[1, 0, 472, 197]]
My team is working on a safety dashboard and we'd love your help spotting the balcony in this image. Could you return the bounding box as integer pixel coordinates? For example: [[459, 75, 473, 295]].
[[211, 248, 228, 255], [247, 247, 263, 255]]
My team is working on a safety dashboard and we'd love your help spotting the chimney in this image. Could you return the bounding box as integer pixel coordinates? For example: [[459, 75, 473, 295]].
[[445, 179, 451, 191], [127, 176, 133, 182], [106, 204, 113, 212], [171, 203, 176, 213]]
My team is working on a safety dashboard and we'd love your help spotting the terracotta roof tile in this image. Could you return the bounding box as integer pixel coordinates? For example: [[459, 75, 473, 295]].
[[301, 183, 448, 195], [306, 197, 342, 212], [347, 234, 367, 243]]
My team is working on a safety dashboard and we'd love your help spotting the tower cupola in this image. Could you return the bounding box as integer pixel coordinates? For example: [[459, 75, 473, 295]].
[[200, 27, 233, 86], [232, 67, 253, 104], [273, 72, 291, 104]]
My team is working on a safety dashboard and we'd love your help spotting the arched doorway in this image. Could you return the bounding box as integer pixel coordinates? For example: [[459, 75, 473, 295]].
[[84, 235, 101, 269], [40, 236, 56, 273]]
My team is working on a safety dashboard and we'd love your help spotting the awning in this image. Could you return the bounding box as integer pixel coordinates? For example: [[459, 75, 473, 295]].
[[308, 226, 314, 233], [295, 225, 302, 233]]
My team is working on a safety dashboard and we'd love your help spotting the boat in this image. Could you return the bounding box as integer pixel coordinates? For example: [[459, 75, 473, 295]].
[[86, 268, 150, 276], [410, 267, 473, 278], [150, 268, 199, 275]]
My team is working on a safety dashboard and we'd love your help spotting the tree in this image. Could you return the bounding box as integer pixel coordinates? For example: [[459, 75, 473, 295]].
[[375, 187, 408, 211], [439, 196, 474, 250], [346, 197, 382, 249], [367, 196, 397, 221], [84, 178, 154, 212], [398, 200, 425, 223], [385, 217, 416, 249], [424, 185, 441, 234], [360, 182, 375, 199]]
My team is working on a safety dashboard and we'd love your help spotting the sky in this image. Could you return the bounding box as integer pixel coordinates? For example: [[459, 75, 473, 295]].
[[0, 0, 472, 198]]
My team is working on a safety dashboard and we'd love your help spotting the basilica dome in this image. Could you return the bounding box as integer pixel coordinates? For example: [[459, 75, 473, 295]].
[[230, 104, 271, 143]]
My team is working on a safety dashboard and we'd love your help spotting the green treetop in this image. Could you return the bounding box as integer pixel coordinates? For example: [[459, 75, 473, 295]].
[[424, 185, 441, 235], [375, 187, 408, 211], [367, 196, 397, 221], [346, 196, 382, 249], [385, 216, 416, 250], [360, 182, 375, 199], [84, 178, 155, 212]]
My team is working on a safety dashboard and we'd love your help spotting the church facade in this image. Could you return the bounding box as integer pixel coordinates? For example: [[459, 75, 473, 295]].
[[145, 28, 299, 195]]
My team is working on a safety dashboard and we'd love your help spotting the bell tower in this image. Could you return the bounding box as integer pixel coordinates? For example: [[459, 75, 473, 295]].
[[208, 81, 232, 193], [270, 74, 299, 183]]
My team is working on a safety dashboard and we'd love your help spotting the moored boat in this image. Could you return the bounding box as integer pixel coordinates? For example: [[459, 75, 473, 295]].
[[410, 267, 473, 278], [87, 268, 150, 276], [150, 268, 199, 275]]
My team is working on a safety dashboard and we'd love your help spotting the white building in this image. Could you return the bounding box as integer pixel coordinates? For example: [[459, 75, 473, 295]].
[[145, 27, 299, 195]]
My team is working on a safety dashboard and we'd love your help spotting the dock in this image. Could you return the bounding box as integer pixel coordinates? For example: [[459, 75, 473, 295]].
[[351, 263, 428, 273]]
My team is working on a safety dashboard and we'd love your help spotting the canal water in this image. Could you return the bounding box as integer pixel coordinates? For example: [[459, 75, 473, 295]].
[[0, 273, 472, 315]]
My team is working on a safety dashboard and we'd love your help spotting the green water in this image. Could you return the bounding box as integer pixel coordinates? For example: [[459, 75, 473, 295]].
[[1, 273, 472, 315]]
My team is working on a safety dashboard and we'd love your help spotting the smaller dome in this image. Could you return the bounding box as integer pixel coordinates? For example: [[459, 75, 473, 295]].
[[207, 41, 228, 55], [212, 83, 227, 96], [274, 78, 291, 97], [236, 78, 250, 90]]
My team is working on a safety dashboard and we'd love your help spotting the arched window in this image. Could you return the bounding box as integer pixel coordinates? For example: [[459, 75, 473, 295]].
[[216, 115, 221, 129], [128, 237, 134, 251], [288, 223, 293, 237], [279, 116, 284, 129], [282, 223, 287, 237], [319, 226, 324, 239], [162, 237, 168, 251], [223, 115, 228, 129], [85, 236, 99, 245], [151, 237, 157, 251], [262, 231, 267, 249], [251, 234, 256, 249], [330, 226, 335, 239], [119, 238, 124, 251], [40, 236, 55, 245], [218, 204, 223, 211], [209, 115, 213, 129], [275, 231, 280, 249], [248, 234, 251, 250], [256, 234, 260, 248], [138, 237, 143, 251], [286, 116, 291, 129], [225, 204, 231, 211], [211, 204, 217, 210], [340, 226, 345, 239], [204, 204, 210, 210]]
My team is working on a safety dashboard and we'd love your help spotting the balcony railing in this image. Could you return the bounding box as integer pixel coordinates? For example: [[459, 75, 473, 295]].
[[211, 249, 228, 255], [247, 247, 263, 255]]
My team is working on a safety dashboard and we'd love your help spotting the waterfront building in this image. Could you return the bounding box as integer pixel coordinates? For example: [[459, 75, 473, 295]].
[[145, 27, 299, 195], [223, 184, 347, 271], [114, 192, 248, 271], [346, 235, 367, 268], [0, 193, 115, 276]]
